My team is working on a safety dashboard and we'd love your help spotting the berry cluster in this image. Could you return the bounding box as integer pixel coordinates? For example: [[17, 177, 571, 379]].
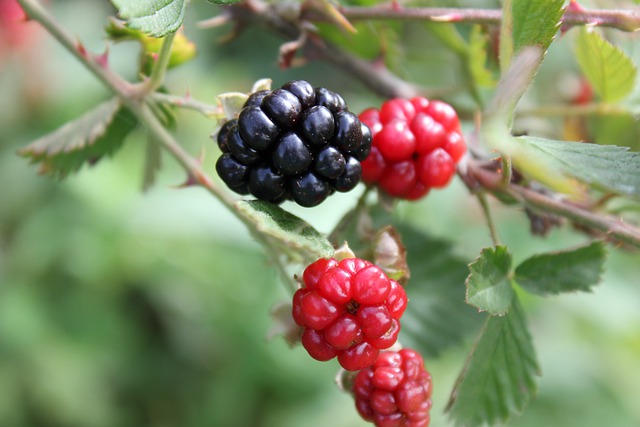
[[292, 257, 407, 371], [358, 97, 466, 200], [215, 80, 372, 207], [353, 349, 433, 427]]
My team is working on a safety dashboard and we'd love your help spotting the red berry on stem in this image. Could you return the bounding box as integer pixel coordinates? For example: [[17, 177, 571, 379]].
[[303, 257, 339, 289], [324, 313, 363, 350], [410, 113, 446, 155], [358, 305, 393, 338], [353, 265, 392, 305], [425, 100, 460, 132], [380, 98, 416, 123], [293, 257, 408, 370], [374, 119, 416, 162], [410, 96, 430, 114], [301, 328, 337, 361], [378, 160, 418, 198], [338, 341, 380, 371], [443, 131, 466, 162], [353, 348, 433, 427], [357, 97, 465, 201], [317, 266, 353, 304], [416, 148, 456, 188], [361, 146, 387, 183], [299, 290, 341, 330]]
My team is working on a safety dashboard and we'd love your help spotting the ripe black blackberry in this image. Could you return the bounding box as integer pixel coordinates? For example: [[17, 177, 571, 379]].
[[215, 80, 372, 207]]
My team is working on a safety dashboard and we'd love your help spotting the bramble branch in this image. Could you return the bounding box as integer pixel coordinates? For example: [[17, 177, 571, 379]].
[[336, 4, 640, 32], [206, 0, 422, 99], [467, 161, 640, 250], [17, 0, 235, 209]]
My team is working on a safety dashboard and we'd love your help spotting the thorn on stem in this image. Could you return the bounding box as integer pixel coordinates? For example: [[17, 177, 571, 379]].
[[95, 46, 109, 68], [76, 40, 88, 58]]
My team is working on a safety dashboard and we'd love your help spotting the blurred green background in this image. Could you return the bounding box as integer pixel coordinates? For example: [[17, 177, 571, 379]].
[[1, 1, 640, 426]]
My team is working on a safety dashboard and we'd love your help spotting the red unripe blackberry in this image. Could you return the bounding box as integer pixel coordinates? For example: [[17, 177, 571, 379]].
[[358, 97, 465, 201], [214, 81, 372, 207], [293, 257, 408, 371], [353, 349, 433, 427]]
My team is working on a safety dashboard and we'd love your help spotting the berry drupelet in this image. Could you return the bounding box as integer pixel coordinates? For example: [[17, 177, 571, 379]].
[[354, 348, 433, 427], [359, 97, 466, 201], [215, 80, 372, 207], [292, 257, 408, 371]]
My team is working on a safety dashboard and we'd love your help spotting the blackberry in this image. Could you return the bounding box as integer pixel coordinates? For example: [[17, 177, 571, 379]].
[[214, 80, 372, 207], [216, 153, 248, 189], [261, 89, 302, 129], [226, 124, 261, 166], [248, 165, 287, 202], [282, 80, 316, 109], [272, 132, 313, 176], [215, 118, 237, 153], [290, 172, 331, 207], [244, 90, 270, 108], [314, 146, 346, 179], [301, 106, 335, 147], [238, 107, 279, 152]]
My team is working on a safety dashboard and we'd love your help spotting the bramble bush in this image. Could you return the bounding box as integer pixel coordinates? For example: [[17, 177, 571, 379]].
[[4, 0, 640, 426]]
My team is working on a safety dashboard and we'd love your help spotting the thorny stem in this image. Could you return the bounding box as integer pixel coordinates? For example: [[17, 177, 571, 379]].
[[137, 103, 237, 210], [338, 5, 640, 32], [468, 161, 640, 249], [217, 0, 421, 99], [20, 0, 640, 254], [21, 0, 328, 291], [151, 92, 220, 117], [17, 0, 134, 98]]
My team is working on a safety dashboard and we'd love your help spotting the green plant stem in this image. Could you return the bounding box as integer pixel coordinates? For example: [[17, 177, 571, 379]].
[[476, 192, 502, 247], [151, 92, 219, 117], [337, 4, 640, 32], [328, 187, 372, 246], [17, 0, 134, 98], [468, 162, 640, 249], [143, 32, 176, 94]]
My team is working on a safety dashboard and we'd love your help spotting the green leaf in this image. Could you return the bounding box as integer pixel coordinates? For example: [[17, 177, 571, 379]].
[[575, 28, 637, 103], [485, 47, 545, 128], [105, 18, 197, 71], [110, 0, 186, 37], [18, 98, 136, 179], [468, 25, 496, 88], [236, 201, 334, 259], [591, 111, 640, 151], [518, 136, 640, 198], [207, 0, 242, 4], [446, 296, 540, 427], [466, 246, 514, 316], [514, 241, 607, 296], [512, 0, 565, 54], [395, 224, 484, 358]]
